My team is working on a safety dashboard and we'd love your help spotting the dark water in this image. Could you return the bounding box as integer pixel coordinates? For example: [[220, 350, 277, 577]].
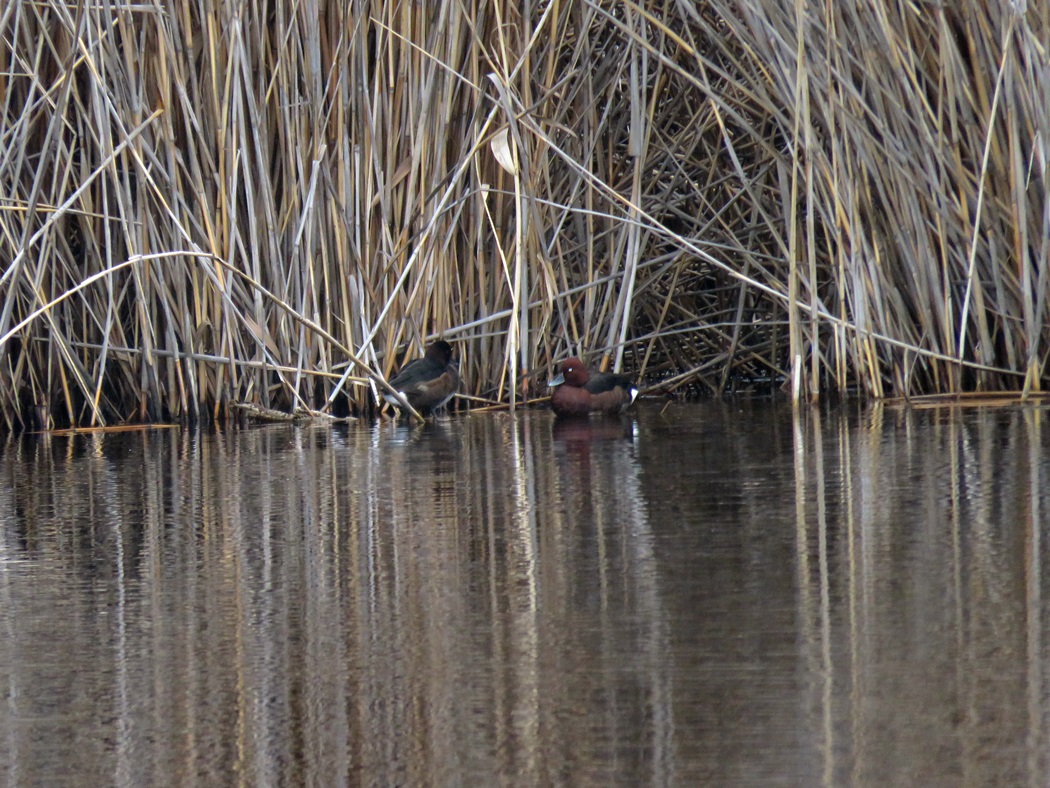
[[2, 401, 1049, 786]]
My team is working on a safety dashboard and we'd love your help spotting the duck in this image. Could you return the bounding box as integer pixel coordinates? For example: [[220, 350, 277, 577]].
[[548, 356, 638, 417], [383, 340, 459, 415]]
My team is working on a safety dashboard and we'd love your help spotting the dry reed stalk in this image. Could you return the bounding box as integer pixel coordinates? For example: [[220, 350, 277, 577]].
[[0, 1, 1047, 430]]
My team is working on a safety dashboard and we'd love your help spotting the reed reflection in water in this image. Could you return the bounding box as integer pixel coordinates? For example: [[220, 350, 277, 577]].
[[1, 403, 1049, 785]]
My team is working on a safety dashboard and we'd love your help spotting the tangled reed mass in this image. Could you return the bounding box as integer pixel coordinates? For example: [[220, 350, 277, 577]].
[[1, 2, 1047, 429]]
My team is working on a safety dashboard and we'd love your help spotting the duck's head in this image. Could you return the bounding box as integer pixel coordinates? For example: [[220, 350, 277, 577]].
[[425, 340, 455, 365], [548, 357, 589, 388]]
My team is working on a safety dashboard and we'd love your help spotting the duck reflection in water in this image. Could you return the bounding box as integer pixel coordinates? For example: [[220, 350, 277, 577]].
[[383, 340, 460, 416], [548, 357, 638, 417], [553, 416, 637, 446]]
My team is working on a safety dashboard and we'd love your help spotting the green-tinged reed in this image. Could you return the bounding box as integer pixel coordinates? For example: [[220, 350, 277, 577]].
[[0, 1, 1048, 430]]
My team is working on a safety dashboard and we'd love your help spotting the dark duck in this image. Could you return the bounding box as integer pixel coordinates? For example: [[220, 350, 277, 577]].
[[548, 357, 638, 417], [383, 340, 459, 415]]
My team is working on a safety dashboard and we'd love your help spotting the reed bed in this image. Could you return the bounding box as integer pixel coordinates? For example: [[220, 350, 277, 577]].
[[0, 0, 1047, 429]]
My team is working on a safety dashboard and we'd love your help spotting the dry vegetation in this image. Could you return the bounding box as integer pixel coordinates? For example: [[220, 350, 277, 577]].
[[0, 1, 1048, 429]]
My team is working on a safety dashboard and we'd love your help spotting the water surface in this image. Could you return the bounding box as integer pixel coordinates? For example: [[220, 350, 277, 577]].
[[2, 402, 1049, 785]]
